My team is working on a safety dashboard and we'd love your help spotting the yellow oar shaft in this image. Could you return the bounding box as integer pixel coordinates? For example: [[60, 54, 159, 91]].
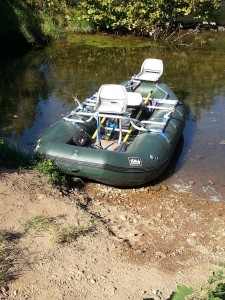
[[92, 117, 106, 139], [123, 91, 152, 143]]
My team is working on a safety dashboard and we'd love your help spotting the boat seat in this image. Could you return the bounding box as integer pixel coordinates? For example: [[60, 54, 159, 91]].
[[135, 58, 163, 82], [94, 84, 128, 145], [95, 84, 128, 114], [127, 92, 143, 107]]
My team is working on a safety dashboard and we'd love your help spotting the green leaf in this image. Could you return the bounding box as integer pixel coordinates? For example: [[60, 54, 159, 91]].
[[169, 284, 194, 300], [87, 8, 95, 15]]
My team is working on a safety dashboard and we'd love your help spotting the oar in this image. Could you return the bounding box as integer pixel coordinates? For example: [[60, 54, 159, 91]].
[[122, 90, 152, 143], [92, 116, 106, 139]]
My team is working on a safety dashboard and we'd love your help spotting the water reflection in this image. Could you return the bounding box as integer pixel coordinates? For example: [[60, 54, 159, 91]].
[[0, 52, 49, 141], [0, 32, 225, 199]]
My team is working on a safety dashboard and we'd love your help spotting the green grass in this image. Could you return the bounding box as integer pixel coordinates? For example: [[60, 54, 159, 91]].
[[66, 7, 92, 33], [0, 231, 18, 287], [21, 215, 57, 233], [0, 139, 82, 189], [53, 224, 95, 244], [0, 2, 92, 50], [34, 158, 65, 186], [34, 158, 85, 188], [21, 213, 97, 244], [39, 12, 62, 40]]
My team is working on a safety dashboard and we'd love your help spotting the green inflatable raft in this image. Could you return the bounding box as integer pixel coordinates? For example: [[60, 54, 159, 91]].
[[35, 59, 185, 186]]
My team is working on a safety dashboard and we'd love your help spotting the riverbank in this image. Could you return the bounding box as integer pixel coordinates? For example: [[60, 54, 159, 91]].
[[1, 0, 225, 52], [0, 167, 225, 299]]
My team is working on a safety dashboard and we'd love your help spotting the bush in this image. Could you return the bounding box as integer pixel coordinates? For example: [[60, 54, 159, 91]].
[[79, 0, 221, 37]]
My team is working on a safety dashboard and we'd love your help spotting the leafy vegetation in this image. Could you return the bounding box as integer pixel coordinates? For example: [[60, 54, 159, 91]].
[[34, 158, 66, 185], [169, 284, 194, 299], [0, 0, 92, 48], [168, 264, 225, 300], [79, 0, 221, 38], [192, 264, 225, 300], [0, 0, 222, 49], [34, 158, 85, 188]]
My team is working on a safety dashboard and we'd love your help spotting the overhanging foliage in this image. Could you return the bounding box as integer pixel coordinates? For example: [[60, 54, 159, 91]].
[[79, 0, 221, 37]]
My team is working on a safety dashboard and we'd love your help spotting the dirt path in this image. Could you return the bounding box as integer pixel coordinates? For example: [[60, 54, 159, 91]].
[[0, 168, 225, 300]]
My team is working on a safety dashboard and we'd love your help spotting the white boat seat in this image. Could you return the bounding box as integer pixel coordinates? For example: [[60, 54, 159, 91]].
[[135, 58, 163, 82], [95, 84, 128, 114], [127, 92, 143, 107]]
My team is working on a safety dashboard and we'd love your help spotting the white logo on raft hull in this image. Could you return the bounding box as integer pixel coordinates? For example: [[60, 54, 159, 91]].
[[128, 157, 142, 167]]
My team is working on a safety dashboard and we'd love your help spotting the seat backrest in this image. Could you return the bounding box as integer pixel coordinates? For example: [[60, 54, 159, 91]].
[[95, 84, 128, 114], [127, 92, 143, 107], [135, 58, 163, 82]]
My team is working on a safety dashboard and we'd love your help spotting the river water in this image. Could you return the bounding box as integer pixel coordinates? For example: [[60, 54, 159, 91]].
[[0, 32, 225, 200]]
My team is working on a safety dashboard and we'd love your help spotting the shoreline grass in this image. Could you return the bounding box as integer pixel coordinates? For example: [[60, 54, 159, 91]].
[[21, 213, 96, 245], [0, 230, 19, 288]]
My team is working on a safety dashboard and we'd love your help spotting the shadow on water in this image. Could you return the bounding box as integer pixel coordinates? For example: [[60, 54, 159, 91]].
[[160, 135, 185, 181], [0, 1, 25, 49], [162, 104, 197, 176], [0, 51, 49, 146], [0, 1, 45, 52], [0, 1, 32, 52], [0, 2, 50, 147]]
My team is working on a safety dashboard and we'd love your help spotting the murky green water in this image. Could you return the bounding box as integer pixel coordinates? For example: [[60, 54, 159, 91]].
[[0, 32, 225, 200]]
